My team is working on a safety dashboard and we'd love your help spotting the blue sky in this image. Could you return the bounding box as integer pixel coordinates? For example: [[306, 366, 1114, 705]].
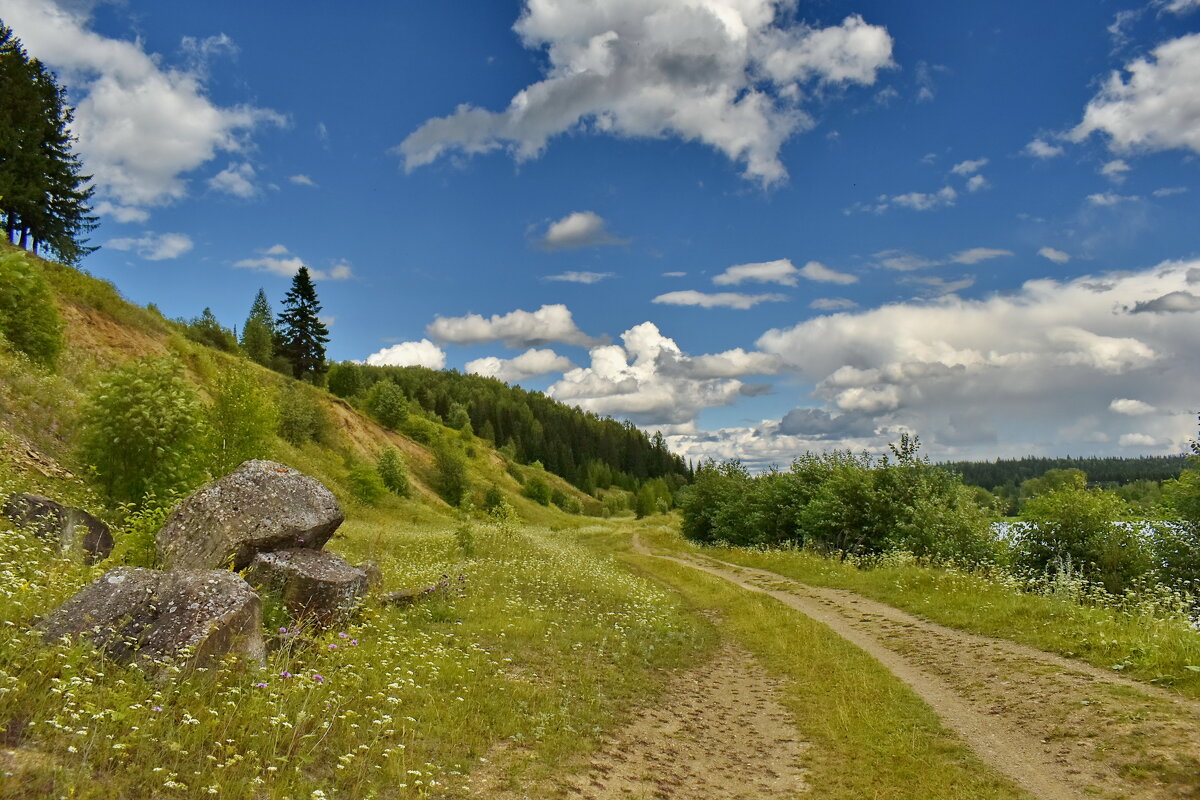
[[4, 0, 1200, 465]]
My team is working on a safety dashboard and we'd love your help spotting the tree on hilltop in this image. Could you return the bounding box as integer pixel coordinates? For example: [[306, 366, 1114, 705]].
[[0, 23, 97, 264], [276, 266, 330, 381], [240, 288, 275, 366]]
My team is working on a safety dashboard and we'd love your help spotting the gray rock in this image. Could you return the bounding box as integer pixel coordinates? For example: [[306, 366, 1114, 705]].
[[40, 567, 265, 668], [245, 549, 368, 625], [358, 560, 383, 590], [380, 586, 436, 607], [2, 493, 113, 564], [156, 460, 344, 570]]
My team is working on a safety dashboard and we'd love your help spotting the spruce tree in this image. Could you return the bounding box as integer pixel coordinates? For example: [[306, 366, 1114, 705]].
[[240, 288, 275, 366], [0, 24, 96, 264], [276, 266, 330, 381]]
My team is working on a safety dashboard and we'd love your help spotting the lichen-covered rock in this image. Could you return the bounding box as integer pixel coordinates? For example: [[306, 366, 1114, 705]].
[[2, 493, 113, 564], [156, 460, 344, 570], [40, 567, 265, 668], [245, 549, 368, 625]]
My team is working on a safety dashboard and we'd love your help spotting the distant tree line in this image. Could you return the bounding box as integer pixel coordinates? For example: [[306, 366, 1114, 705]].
[[326, 361, 692, 495], [942, 455, 1188, 491]]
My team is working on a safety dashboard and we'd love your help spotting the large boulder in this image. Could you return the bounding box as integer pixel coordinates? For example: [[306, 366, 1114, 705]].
[[156, 460, 344, 570], [245, 549, 368, 625], [2, 493, 113, 564], [40, 567, 265, 668]]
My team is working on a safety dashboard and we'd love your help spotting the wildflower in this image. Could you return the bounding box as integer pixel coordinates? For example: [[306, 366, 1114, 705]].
[[312, 674, 325, 683], [280, 671, 292, 679], [338, 632, 348, 639], [279, 627, 288, 634], [350, 639, 358, 646], [328, 644, 338, 650], [152, 706, 163, 712], [255, 682, 268, 689]]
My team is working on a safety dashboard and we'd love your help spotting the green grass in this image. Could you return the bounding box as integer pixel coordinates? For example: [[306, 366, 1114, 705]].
[[600, 526, 1031, 800], [656, 528, 1200, 698], [0, 511, 707, 799]]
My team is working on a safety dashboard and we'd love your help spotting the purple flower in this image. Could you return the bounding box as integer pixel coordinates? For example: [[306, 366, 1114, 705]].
[[279, 627, 288, 634], [349, 639, 358, 647], [280, 671, 292, 679], [151, 706, 163, 713], [328, 643, 338, 650], [337, 632, 348, 639], [255, 682, 268, 688], [312, 674, 324, 683]]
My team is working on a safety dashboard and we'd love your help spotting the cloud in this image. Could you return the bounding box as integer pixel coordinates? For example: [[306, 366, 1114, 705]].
[[1039, 247, 1071, 264], [537, 211, 626, 250], [949, 248, 1013, 265], [466, 348, 575, 383], [1161, 0, 1200, 13], [965, 174, 989, 193], [208, 162, 258, 198], [545, 322, 774, 425], [798, 261, 858, 285], [903, 274, 976, 297], [1087, 192, 1138, 206], [398, 3, 894, 185], [0, 0, 284, 212], [94, 201, 149, 224], [874, 249, 941, 271], [1153, 186, 1188, 197], [1071, 32, 1200, 156], [1129, 290, 1200, 313], [545, 271, 614, 284], [289, 174, 317, 187], [810, 297, 858, 311], [364, 339, 447, 369], [652, 290, 787, 309], [1110, 398, 1156, 415], [1100, 159, 1131, 182], [662, 271, 687, 278], [107, 232, 194, 260], [234, 245, 354, 281], [741, 261, 1200, 460], [713, 259, 799, 286], [1023, 138, 1064, 159], [951, 158, 988, 176], [778, 407, 876, 438], [427, 303, 603, 347], [1119, 432, 1160, 448], [890, 186, 957, 211]]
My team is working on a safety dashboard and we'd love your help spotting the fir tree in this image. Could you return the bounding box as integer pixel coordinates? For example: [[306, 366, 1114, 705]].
[[276, 266, 330, 381], [240, 288, 275, 366], [0, 24, 96, 264]]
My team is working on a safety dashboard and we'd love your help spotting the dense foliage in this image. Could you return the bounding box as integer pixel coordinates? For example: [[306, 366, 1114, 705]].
[[0, 25, 97, 265], [944, 455, 1188, 491], [0, 248, 63, 367], [681, 435, 998, 564], [328, 362, 691, 495]]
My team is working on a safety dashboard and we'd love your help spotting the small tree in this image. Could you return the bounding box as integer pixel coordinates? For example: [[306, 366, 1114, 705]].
[[435, 444, 469, 507], [79, 357, 208, 505], [0, 249, 63, 367], [366, 380, 408, 429], [206, 361, 278, 475], [326, 362, 363, 398], [377, 447, 409, 496], [276, 266, 330, 381], [182, 307, 239, 352], [523, 475, 551, 505], [240, 289, 275, 366]]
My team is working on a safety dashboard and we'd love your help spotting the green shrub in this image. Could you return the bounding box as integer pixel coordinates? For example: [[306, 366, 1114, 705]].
[[326, 362, 364, 398], [347, 463, 386, 506], [523, 475, 551, 505], [551, 488, 582, 514], [1017, 485, 1139, 592], [79, 357, 208, 505], [206, 362, 279, 475], [377, 447, 410, 496], [180, 308, 239, 353], [0, 249, 63, 368], [481, 484, 505, 512], [400, 414, 438, 444], [108, 494, 177, 567], [365, 380, 408, 429], [434, 445, 469, 507], [277, 383, 328, 445]]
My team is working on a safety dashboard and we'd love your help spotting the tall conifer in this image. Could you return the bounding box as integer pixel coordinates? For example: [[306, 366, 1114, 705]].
[[276, 267, 330, 381], [240, 288, 275, 366]]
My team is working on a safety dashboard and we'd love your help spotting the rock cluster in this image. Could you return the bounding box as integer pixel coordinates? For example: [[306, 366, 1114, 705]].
[[38, 460, 370, 673], [2, 493, 113, 564]]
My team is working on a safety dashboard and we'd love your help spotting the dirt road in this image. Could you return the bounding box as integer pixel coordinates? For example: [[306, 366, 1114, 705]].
[[632, 534, 1200, 800]]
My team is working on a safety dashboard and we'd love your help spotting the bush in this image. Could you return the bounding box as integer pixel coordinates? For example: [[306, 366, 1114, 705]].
[[347, 463, 386, 506], [551, 488, 582, 514], [206, 362, 279, 475], [365, 380, 408, 429], [326, 362, 364, 399], [79, 357, 208, 505], [0, 249, 63, 368], [377, 447, 410, 496], [481, 484, 505, 512], [1016, 485, 1140, 592], [523, 475, 551, 505], [434, 445, 469, 507], [277, 383, 329, 445], [180, 308, 239, 353]]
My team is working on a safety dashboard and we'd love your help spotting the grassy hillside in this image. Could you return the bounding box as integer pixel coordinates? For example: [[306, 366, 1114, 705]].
[[0, 242, 597, 531]]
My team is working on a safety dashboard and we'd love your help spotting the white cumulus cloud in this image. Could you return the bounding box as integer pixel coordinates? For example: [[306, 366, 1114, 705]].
[[1110, 398, 1156, 415], [208, 162, 258, 198], [713, 259, 801, 286], [949, 248, 1013, 265], [0, 0, 284, 213], [652, 290, 787, 309], [427, 303, 602, 348], [951, 157, 988, 175], [234, 245, 353, 281], [107, 232, 194, 261], [545, 271, 614, 284], [365, 339, 447, 369], [537, 211, 626, 250], [398, 2, 894, 185], [1023, 138, 1064, 159], [466, 348, 575, 383], [1039, 247, 1071, 264]]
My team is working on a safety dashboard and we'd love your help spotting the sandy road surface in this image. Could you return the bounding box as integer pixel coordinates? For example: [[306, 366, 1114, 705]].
[[633, 534, 1200, 800]]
